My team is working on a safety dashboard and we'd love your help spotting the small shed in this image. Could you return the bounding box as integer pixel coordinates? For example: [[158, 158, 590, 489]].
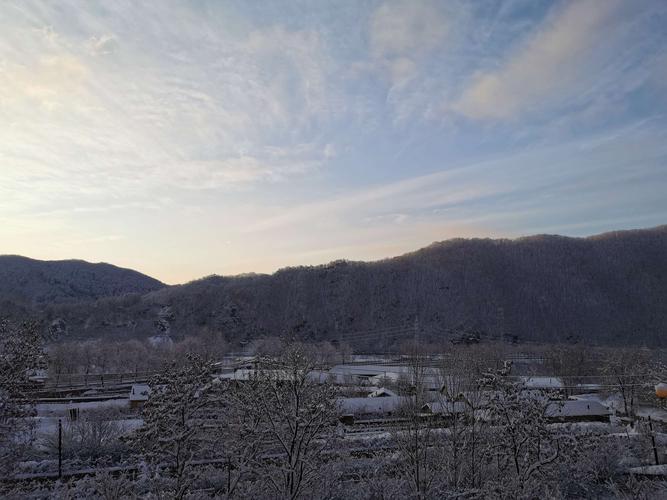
[[129, 384, 151, 408], [67, 403, 80, 421]]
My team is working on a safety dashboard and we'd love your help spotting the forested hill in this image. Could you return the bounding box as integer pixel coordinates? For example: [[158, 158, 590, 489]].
[[0, 255, 165, 306], [5, 225, 667, 347]]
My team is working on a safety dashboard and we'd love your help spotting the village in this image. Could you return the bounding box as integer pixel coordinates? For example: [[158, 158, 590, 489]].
[[16, 347, 667, 490]]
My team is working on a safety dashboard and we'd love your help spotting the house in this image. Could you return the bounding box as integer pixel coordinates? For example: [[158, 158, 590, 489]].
[[368, 387, 398, 398], [27, 368, 48, 384], [330, 364, 444, 390], [368, 372, 402, 386], [420, 400, 492, 423], [520, 376, 564, 390], [217, 369, 331, 384], [545, 400, 610, 422], [421, 401, 467, 415], [129, 384, 151, 408], [336, 395, 413, 418]]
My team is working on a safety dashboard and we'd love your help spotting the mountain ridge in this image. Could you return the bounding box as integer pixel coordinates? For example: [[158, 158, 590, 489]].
[[2, 224, 666, 347], [0, 254, 165, 306]]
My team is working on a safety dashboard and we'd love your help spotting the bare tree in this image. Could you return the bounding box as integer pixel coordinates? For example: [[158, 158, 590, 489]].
[[45, 408, 126, 461], [337, 342, 353, 364], [174, 329, 228, 362], [391, 341, 442, 498], [602, 348, 651, 417], [436, 351, 489, 491], [391, 401, 443, 498], [252, 336, 284, 358]]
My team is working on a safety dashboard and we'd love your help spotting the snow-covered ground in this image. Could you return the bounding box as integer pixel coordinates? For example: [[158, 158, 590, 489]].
[[35, 398, 129, 417], [30, 415, 143, 438], [572, 392, 667, 423], [636, 406, 667, 423], [31, 399, 143, 444]]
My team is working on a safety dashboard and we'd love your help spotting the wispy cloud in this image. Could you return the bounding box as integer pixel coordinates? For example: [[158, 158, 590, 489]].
[[0, 2, 342, 217], [246, 119, 667, 240], [369, 0, 449, 86], [452, 0, 656, 120], [1, 0, 666, 282]]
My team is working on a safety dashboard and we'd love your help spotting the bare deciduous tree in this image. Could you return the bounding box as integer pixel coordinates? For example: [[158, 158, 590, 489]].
[[602, 348, 651, 417], [391, 341, 443, 498]]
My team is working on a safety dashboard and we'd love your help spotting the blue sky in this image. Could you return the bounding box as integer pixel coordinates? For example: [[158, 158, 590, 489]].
[[1, 0, 666, 283]]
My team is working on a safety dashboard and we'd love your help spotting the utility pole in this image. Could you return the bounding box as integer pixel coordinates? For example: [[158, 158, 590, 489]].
[[497, 306, 505, 344], [335, 319, 343, 363], [58, 418, 62, 479], [414, 317, 419, 345], [649, 416, 660, 465], [227, 455, 231, 493]]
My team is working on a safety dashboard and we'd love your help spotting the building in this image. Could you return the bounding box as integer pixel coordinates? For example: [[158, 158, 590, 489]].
[[545, 400, 611, 422], [336, 395, 413, 418], [421, 401, 467, 415], [330, 364, 443, 390], [520, 376, 564, 390], [368, 387, 399, 398], [129, 384, 151, 408]]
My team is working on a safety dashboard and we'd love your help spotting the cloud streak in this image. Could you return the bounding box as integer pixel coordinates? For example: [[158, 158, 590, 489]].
[[452, 0, 660, 120]]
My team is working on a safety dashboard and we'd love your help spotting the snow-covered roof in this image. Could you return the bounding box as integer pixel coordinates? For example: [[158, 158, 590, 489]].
[[336, 396, 412, 415], [520, 376, 564, 389], [306, 370, 332, 384], [573, 383, 602, 391], [129, 384, 150, 402], [368, 387, 398, 398], [216, 369, 332, 384], [330, 364, 443, 389], [421, 401, 467, 414], [330, 364, 438, 377], [224, 369, 296, 381], [28, 369, 48, 382], [545, 400, 610, 418], [368, 372, 402, 384], [329, 364, 406, 377], [627, 464, 667, 476]]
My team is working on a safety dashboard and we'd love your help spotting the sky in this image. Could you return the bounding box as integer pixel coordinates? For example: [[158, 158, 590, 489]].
[[1, 0, 667, 284]]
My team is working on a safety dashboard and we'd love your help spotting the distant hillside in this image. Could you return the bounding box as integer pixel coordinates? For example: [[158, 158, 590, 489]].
[[3, 226, 667, 347], [0, 255, 165, 306]]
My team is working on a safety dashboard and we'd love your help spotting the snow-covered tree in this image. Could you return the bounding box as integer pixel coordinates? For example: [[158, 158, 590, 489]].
[[436, 352, 489, 491], [206, 379, 264, 498], [237, 341, 338, 499], [483, 373, 562, 496], [0, 319, 44, 475], [602, 348, 651, 417], [391, 399, 444, 498], [390, 343, 445, 498], [128, 353, 217, 499]]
